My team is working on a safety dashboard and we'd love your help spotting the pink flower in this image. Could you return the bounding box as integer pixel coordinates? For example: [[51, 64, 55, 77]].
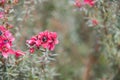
[[26, 36, 38, 53], [48, 32, 59, 51], [84, 0, 95, 7], [26, 36, 37, 46], [4, 30, 15, 42], [26, 30, 59, 53], [29, 48, 35, 53], [0, 25, 15, 58], [92, 19, 98, 26], [38, 30, 50, 49], [0, 43, 14, 58], [74, 0, 82, 8], [14, 50, 25, 58]]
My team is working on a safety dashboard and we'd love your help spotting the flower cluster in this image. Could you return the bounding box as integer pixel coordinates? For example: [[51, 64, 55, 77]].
[[0, 25, 15, 58], [26, 30, 59, 53], [74, 0, 95, 8], [0, 25, 24, 58]]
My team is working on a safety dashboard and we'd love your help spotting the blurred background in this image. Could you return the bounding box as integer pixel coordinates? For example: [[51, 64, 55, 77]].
[[11, 0, 112, 80]]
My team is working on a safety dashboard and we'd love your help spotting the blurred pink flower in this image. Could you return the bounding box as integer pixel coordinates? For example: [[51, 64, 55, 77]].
[[38, 30, 50, 49], [14, 50, 25, 58], [26, 36, 37, 46], [0, 25, 15, 58], [4, 30, 15, 42], [84, 0, 95, 7], [92, 19, 98, 26], [74, 0, 82, 8], [29, 48, 35, 53], [0, 43, 14, 58]]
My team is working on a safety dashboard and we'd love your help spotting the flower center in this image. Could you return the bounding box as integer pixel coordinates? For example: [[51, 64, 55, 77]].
[[42, 36, 47, 42], [3, 40, 8, 44]]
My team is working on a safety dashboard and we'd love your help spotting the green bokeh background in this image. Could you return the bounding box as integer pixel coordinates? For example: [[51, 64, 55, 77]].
[[11, 0, 120, 80]]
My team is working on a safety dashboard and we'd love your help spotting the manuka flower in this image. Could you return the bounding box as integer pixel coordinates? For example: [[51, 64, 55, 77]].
[[0, 25, 15, 58], [26, 30, 59, 53], [0, 43, 14, 58], [14, 50, 25, 58], [26, 36, 37, 47], [84, 0, 95, 7], [26, 36, 38, 53], [48, 32, 59, 51], [38, 30, 50, 49], [74, 0, 82, 8], [29, 48, 35, 53]]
